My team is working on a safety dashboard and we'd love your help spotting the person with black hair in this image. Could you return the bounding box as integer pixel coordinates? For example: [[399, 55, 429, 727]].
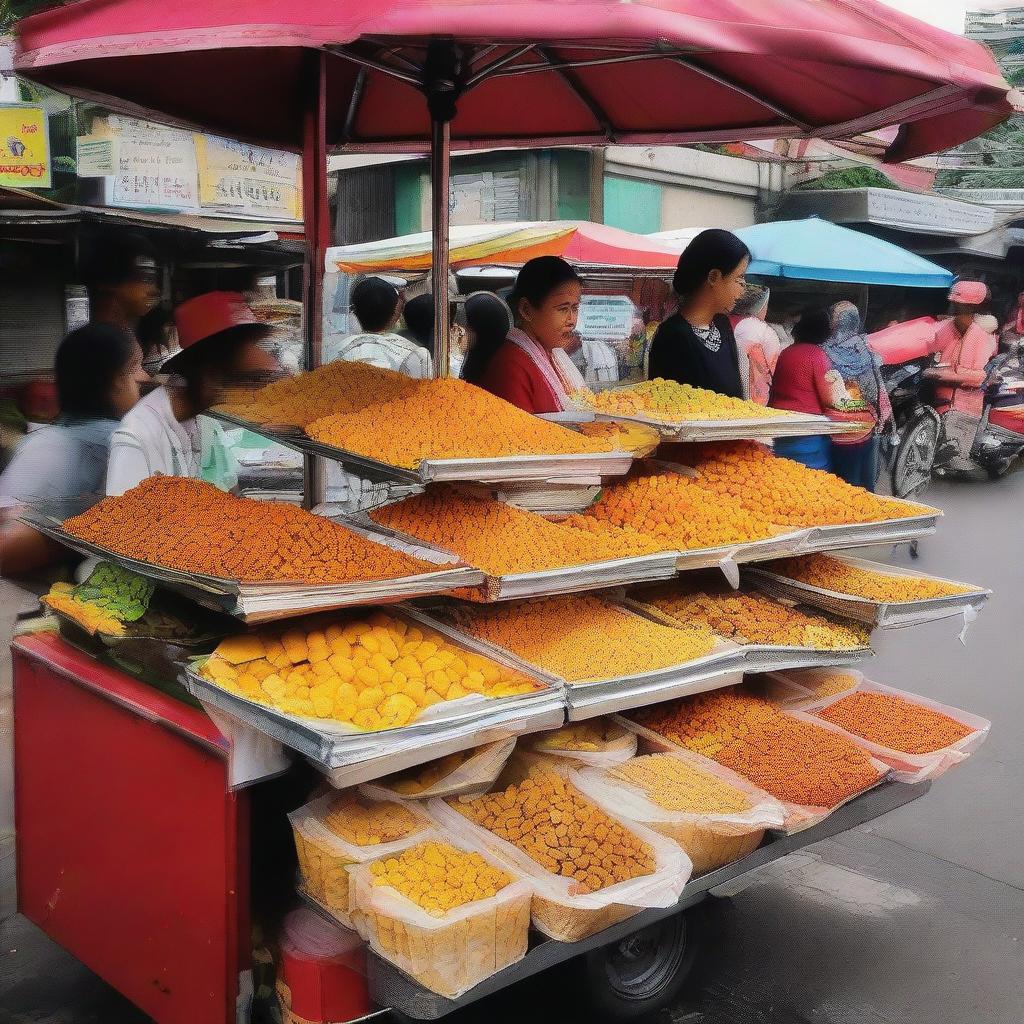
[[137, 304, 179, 375], [82, 231, 162, 340], [461, 291, 514, 385], [768, 307, 837, 471], [647, 228, 749, 397], [333, 276, 432, 378], [400, 293, 467, 375], [468, 256, 588, 414], [106, 292, 278, 496], [1, 324, 148, 575]]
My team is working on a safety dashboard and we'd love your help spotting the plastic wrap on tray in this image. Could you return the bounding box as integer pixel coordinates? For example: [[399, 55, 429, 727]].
[[799, 680, 990, 784], [289, 792, 433, 927], [429, 757, 691, 943], [574, 749, 785, 874], [347, 830, 533, 999], [360, 738, 517, 801], [523, 719, 638, 768]]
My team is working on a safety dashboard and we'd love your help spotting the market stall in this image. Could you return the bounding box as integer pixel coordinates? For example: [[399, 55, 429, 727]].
[[10, 2, 1015, 1023]]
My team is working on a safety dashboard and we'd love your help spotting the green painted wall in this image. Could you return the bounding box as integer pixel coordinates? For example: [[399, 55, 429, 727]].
[[394, 164, 425, 235], [603, 175, 661, 234], [555, 151, 592, 220]]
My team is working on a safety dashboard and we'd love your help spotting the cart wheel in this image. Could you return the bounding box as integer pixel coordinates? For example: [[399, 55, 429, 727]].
[[571, 909, 703, 1021]]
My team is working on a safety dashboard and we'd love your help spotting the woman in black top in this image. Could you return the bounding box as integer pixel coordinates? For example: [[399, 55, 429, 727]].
[[648, 229, 751, 398]]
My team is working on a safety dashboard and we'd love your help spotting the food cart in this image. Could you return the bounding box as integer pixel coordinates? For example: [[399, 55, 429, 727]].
[[10, 2, 1014, 1022]]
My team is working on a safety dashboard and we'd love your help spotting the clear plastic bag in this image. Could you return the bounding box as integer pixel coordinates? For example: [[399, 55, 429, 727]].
[[751, 668, 863, 710], [574, 749, 786, 875], [347, 830, 532, 999], [799, 679, 990, 784], [359, 737, 516, 801], [523, 719, 637, 768], [289, 792, 432, 927], [428, 760, 690, 943], [616, 714, 890, 835]]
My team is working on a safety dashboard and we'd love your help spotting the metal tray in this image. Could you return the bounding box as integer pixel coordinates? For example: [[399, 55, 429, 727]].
[[562, 642, 746, 720], [593, 409, 861, 442], [745, 555, 990, 629], [794, 498, 941, 553], [179, 606, 564, 771], [353, 516, 680, 601], [739, 642, 873, 674], [20, 502, 485, 623], [213, 409, 633, 485]]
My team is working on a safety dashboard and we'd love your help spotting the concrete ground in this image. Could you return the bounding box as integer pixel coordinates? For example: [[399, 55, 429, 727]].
[[1, 472, 1022, 1023]]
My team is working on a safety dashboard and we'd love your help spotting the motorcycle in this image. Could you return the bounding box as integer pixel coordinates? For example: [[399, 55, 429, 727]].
[[877, 357, 941, 499]]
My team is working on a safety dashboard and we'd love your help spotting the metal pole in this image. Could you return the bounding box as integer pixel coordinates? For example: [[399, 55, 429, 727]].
[[301, 50, 330, 507], [430, 114, 452, 377]]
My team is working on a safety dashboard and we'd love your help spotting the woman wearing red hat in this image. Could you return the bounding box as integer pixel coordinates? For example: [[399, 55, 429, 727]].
[[925, 281, 997, 417], [105, 291, 277, 496]]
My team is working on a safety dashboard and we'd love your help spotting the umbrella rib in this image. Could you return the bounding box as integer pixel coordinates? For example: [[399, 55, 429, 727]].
[[465, 45, 537, 88], [340, 68, 368, 146], [537, 46, 615, 141], [668, 56, 814, 133], [326, 45, 421, 86]]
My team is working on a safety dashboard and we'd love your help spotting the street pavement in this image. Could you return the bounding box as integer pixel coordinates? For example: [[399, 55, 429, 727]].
[[1, 471, 1022, 1024]]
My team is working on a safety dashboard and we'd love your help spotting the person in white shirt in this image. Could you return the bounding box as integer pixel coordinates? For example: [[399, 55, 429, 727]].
[[106, 291, 278, 496], [333, 276, 433, 378]]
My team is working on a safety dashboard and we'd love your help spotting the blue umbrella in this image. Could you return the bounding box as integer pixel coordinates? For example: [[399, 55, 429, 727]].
[[734, 217, 953, 288]]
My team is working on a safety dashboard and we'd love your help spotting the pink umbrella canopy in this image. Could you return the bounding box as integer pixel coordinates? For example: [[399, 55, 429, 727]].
[[15, 0, 1015, 161]]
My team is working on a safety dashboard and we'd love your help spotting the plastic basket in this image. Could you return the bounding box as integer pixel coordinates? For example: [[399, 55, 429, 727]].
[[347, 831, 532, 999]]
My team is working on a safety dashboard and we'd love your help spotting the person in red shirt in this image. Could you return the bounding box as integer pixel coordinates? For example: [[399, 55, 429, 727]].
[[462, 256, 588, 414], [769, 308, 835, 471]]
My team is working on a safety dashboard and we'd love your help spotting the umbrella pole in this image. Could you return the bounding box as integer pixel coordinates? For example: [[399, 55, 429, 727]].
[[301, 50, 330, 507], [430, 114, 452, 377]]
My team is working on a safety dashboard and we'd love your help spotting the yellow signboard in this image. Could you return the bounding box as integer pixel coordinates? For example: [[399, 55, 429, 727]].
[[0, 104, 51, 189], [194, 133, 302, 222]]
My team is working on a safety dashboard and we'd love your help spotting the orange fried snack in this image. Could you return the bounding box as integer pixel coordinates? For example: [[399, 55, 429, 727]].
[[444, 594, 715, 681], [631, 690, 881, 807], [218, 360, 417, 428], [64, 476, 435, 585], [369, 486, 667, 576], [639, 585, 870, 649], [322, 794, 424, 847], [815, 691, 973, 754], [570, 470, 780, 551], [764, 554, 975, 603], [454, 766, 656, 893], [306, 377, 615, 468], [685, 441, 930, 528]]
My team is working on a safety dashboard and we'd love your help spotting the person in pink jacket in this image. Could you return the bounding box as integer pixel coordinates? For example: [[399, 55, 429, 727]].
[[926, 280, 997, 417]]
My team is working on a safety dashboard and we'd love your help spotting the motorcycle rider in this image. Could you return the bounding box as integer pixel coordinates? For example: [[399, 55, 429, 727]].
[[925, 280, 997, 418]]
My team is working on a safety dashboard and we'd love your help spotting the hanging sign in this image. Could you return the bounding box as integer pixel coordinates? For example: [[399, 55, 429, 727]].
[[0, 104, 51, 188], [194, 134, 302, 222]]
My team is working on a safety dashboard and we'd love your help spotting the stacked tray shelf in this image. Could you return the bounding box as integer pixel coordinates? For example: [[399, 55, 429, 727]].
[[591, 408, 863, 443]]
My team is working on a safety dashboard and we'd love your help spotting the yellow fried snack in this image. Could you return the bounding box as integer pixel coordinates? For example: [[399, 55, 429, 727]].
[[580, 378, 790, 423], [763, 554, 975, 602], [378, 751, 471, 795], [609, 754, 751, 814], [369, 841, 512, 916], [531, 720, 624, 753], [322, 794, 424, 847], [454, 765, 656, 893], [199, 610, 539, 730], [42, 586, 126, 636], [444, 594, 715, 682], [639, 586, 870, 649]]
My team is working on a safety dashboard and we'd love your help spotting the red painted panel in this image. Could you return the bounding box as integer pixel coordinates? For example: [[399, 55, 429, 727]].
[[14, 637, 248, 1024]]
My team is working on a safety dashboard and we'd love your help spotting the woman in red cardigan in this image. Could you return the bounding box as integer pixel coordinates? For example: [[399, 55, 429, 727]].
[[462, 256, 588, 414]]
